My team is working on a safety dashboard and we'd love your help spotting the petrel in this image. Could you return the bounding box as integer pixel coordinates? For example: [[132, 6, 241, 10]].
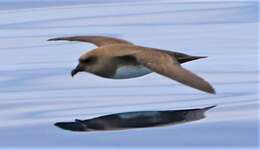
[[48, 36, 215, 94]]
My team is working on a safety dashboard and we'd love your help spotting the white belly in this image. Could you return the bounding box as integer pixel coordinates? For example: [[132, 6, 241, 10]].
[[113, 65, 152, 79]]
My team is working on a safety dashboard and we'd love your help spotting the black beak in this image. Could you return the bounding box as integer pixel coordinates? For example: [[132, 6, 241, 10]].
[[71, 65, 81, 77]]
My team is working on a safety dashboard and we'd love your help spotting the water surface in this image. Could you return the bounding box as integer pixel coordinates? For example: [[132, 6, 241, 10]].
[[0, 0, 258, 149]]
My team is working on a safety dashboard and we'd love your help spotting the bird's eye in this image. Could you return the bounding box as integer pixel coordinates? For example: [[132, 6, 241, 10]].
[[79, 57, 97, 64]]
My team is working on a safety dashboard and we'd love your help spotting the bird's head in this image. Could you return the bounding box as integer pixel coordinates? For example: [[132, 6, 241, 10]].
[[71, 52, 98, 77]]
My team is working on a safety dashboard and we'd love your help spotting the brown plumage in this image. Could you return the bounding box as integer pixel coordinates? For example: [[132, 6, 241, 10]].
[[48, 35, 215, 94]]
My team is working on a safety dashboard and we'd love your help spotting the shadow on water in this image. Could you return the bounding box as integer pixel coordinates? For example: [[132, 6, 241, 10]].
[[54, 105, 216, 132]]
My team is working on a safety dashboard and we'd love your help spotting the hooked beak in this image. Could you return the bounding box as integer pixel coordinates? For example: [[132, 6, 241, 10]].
[[71, 65, 82, 77]]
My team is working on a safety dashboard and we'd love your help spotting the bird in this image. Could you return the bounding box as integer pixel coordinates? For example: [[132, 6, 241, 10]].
[[48, 35, 215, 94]]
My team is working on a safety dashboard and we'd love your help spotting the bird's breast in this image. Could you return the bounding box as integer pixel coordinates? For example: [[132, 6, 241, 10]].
[[112, 65, 152, 79]]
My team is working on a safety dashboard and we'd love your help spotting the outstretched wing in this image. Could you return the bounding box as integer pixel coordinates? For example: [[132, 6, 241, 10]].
[[132, 49, 215, 94], [48, 35, 133, 47]]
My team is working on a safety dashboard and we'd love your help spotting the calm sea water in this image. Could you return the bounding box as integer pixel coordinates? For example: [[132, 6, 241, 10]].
[[0, 0, 258, 149]]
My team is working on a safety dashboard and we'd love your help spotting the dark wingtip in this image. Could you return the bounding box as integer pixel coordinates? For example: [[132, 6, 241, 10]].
[[196, 56, 208, 59], [47, 37, 64, 41], [203, 105, 217, 111], [190, 56, 208, 62], [202, 82, 216, 94], [54, 122, 67, 129], [190, 56, 208, 61], [207, 87, 216, 94], [47, 36, 78, 41], [75, 119, 84, 123], [212, 89, 216, 94], [54, 121, 87, 132], [54, 122, 60, 127]]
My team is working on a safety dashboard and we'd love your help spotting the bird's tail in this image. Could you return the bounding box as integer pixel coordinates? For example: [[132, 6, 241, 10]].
[[179, 55, 207, 64]]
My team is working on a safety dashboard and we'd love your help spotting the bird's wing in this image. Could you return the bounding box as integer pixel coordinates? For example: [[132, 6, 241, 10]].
[[132, 49, 215, 94], [48, 35, 133, 47]]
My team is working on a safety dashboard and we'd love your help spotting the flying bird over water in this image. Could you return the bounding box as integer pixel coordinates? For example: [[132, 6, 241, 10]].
[[48, 35, 215, 94]]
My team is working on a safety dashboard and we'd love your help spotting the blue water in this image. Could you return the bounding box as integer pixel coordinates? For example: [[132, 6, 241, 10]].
[[0, 0, 258, 149]]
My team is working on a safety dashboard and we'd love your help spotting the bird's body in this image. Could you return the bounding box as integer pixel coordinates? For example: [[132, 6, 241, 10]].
[[113, 65, 151, 79], [74, 44, 154, 79], [48, 35, 215, 94]]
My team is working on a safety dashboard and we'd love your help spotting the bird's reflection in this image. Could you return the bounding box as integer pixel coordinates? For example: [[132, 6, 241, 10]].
[[54, 105, 216, 132]]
